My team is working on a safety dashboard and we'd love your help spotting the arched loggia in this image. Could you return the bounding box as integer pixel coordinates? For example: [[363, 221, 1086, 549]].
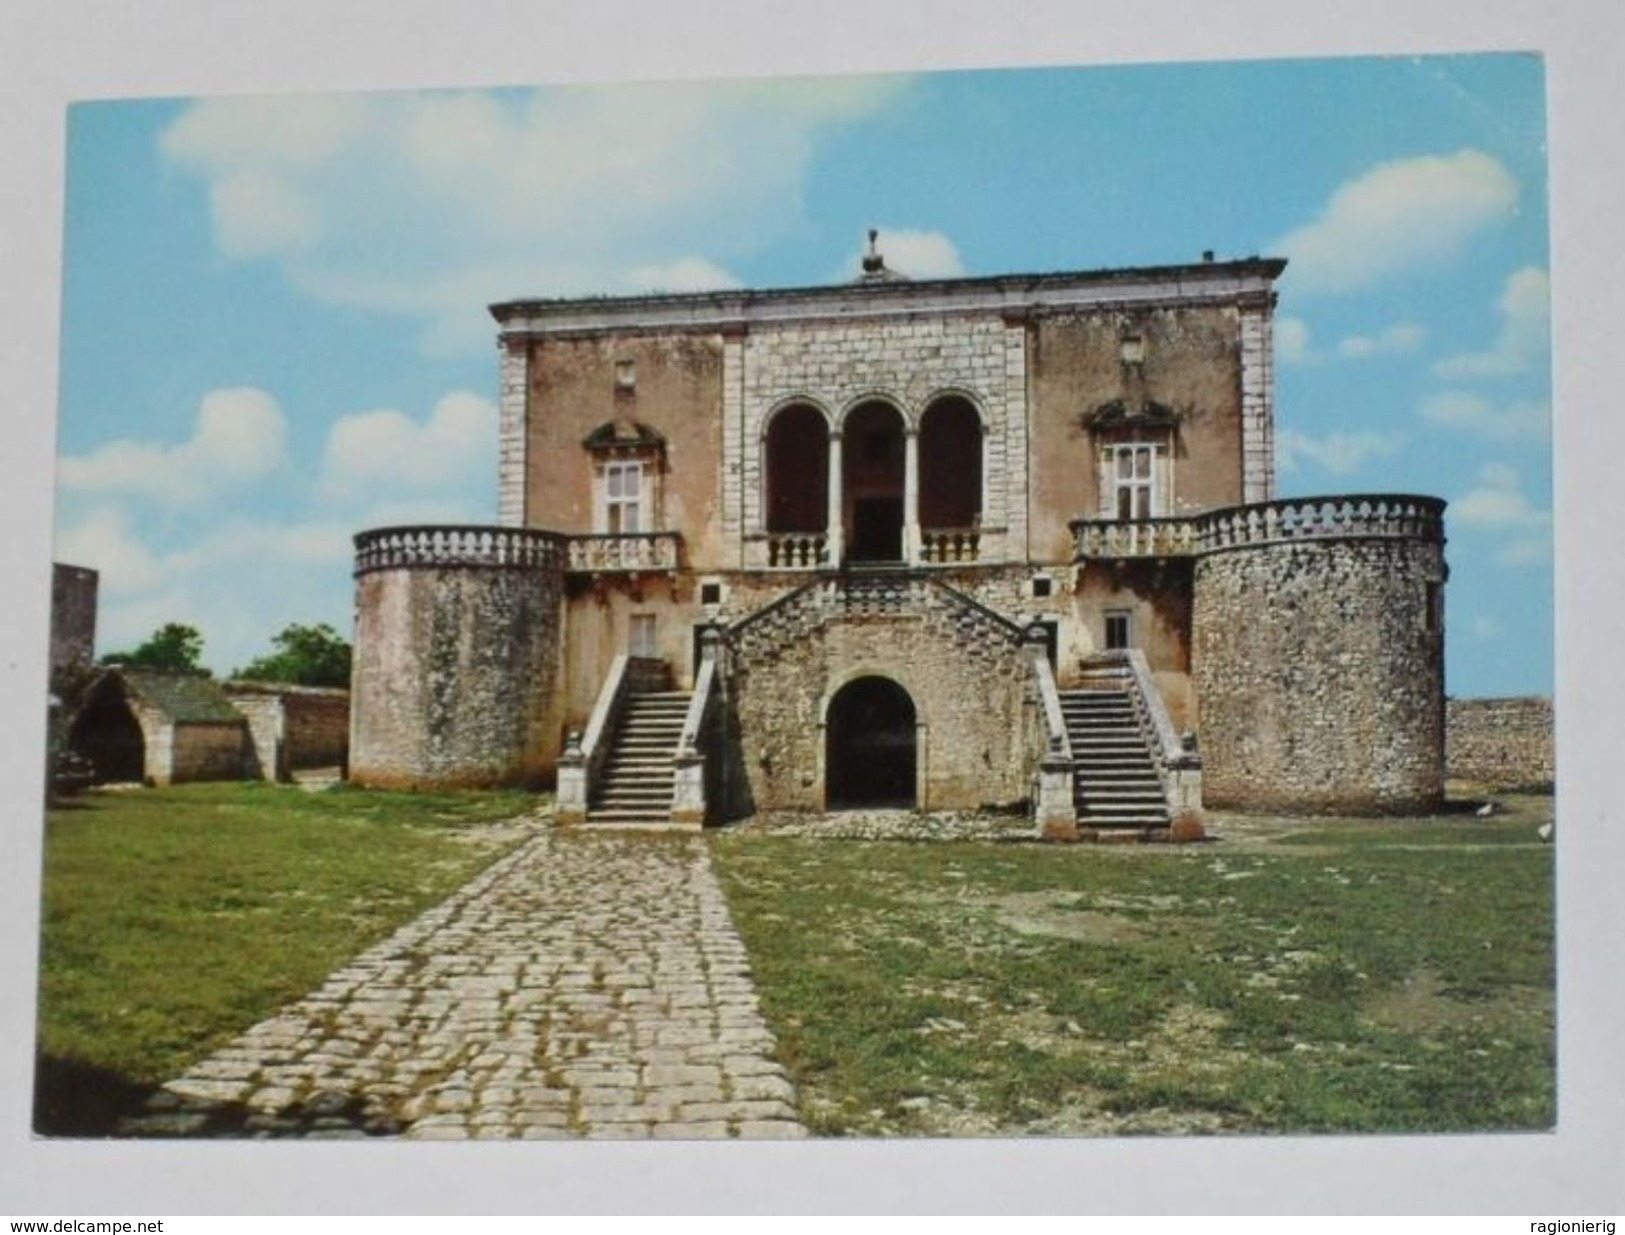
[[841, 400, 907, 564]]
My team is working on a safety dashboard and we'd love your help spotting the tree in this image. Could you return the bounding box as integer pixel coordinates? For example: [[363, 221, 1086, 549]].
[[234, 622, 352, 688], [99, 622, 209, 675]]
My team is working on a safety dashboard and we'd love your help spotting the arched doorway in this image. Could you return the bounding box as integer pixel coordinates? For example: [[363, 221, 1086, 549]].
[[825, 676, 917, 809], [69, 680, 146, 783], [841, 400, 906, 564]]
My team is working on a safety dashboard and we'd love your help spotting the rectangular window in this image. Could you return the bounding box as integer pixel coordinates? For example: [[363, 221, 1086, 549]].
[[604, 462, 642, 533], [629, 613, 657, 658], [1112, 445, 1156, 521], [1104, 610, 1133, 651]]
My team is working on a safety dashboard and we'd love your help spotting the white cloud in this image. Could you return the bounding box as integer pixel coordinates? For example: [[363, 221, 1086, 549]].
[[1276, 317, 1312, 364], [1434, 266, 1551, 379], [838, 228, 965, 281], [1276, 428, 1405, 475], [1336, 321, 1426, 359], [1278, 317, 1425, 365], [161, 80, 912, 351], [1421, 390, 1549, 440], [627, 257, 743, 293], [320, 391, 496, 503], [1272, 150, 1518, 294], [56, 388, 287, 507], [1451, 463, 1551, 565], [52, 506, 166, 595]]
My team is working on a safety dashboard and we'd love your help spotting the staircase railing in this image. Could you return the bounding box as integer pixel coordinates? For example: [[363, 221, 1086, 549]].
[[1027, 626, 1078, 838], [1079, 649, 1202, 820], [670, 630, 723, 825], [555, 653, 631, 825]]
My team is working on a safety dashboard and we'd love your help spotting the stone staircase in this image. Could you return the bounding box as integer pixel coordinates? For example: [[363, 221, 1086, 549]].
[[1059, 686, 1170, 835], [588, 685, 692, 826]]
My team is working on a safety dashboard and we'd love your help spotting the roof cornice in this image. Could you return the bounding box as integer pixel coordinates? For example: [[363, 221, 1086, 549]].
[[490, 258, 1287, 339]]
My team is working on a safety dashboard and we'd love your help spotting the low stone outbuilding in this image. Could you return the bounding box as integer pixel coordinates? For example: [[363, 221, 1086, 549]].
[[68, 668, 249, 786], [222, 681, 350, 781]]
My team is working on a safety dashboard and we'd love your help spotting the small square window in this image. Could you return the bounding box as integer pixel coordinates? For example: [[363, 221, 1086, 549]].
[[1104, 611, 1132, 651], [700, 582, 722, 606], [1031, 576, 1053, 599]]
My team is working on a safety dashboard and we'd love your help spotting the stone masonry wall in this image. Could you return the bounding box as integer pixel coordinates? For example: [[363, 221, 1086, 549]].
[[229, 690, 351, 780], [739, 313, 1027, 561], [351, 564, 564, 789], [727, 583, 1036, 813], [168, 722, 251, 784], [50, 563, 98, 676], [1446, 696, 1554, 790], [1193, 537, 1445, 813], [285, 692, 349, 770], [230, 694, 284, 780]]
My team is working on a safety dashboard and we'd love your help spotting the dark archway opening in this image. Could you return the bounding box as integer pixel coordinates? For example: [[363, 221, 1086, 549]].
[[826, 676, 917, 810], [765, 403, 829, 533], [841, 401, 906, 564], [69, 682, 145, 783], [919, 396, 983, 529]]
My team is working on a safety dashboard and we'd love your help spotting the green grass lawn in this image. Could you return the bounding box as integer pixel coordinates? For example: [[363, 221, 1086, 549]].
[[35, 781, 539, 1133], [710, 795, 1556, 1136]]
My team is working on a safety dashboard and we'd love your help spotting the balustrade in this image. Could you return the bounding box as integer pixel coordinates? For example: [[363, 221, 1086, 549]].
[[918, 527, 981, 565], [765, 531, 827, 569], [1072, 495, 1445, 562], [353, 525, 564, 575], [566, 532, 681, 573]]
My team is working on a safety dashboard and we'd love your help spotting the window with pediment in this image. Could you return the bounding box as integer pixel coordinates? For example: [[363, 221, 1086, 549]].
[[1085, 399, 1177, 521], [583, 420, 665, 534]]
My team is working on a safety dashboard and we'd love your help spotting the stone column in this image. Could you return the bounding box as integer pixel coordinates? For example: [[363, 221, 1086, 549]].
[[903, 424, 920, 565], [826, 431, 843, 567]]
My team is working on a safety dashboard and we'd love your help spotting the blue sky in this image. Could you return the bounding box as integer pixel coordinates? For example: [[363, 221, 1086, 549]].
[[51, 54, 1552, 694]]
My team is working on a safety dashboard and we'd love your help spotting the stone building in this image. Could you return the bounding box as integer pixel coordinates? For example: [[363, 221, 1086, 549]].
[[68, 668, 250, 786], [349, 242, 1448, 834], [222, 681, 351, 782]]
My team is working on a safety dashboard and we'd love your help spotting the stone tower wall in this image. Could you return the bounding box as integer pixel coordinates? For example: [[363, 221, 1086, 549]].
[[1192, 501, 1446, 813], [349, 528, 565, 789]]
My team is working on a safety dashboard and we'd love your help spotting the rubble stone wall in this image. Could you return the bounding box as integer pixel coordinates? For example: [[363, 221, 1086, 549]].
[[351, 564, 564, 788], [1193, 536, 1446, 813], [1446, 696, 1554, 790]]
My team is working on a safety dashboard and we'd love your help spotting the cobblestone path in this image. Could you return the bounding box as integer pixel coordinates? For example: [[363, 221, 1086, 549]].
[[123, 828, 805, 1140]]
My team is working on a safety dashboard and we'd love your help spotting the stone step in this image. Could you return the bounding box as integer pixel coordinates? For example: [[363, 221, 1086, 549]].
[[1080, 813, 1170, 828]]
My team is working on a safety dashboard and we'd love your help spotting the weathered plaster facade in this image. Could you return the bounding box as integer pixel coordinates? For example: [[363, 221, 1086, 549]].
[[350, 250, 1447, 821]]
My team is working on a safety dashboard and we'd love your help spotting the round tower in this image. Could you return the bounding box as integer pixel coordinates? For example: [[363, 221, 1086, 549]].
[[1192, 497, 1447, 814], [349, 526, 566, 789]]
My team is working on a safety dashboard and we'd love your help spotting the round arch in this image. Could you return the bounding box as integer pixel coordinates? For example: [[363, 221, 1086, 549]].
[[918, 393, 984, 533], [840, 398, 908, 564], [825, 675, 918, 809], [762, 400, 831, 535]]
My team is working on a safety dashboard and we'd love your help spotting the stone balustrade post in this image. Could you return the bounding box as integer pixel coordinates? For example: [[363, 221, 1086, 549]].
[[556, 730, 587, 825]]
